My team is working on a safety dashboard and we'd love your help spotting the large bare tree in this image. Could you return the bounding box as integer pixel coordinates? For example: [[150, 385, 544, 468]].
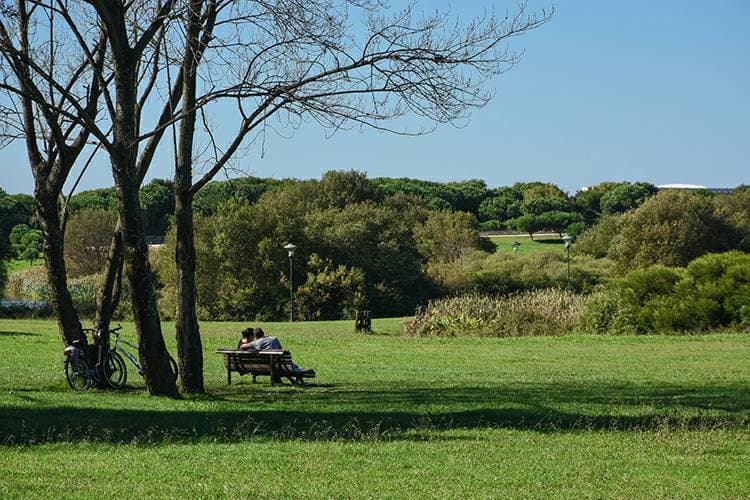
[[1, 0, 183, 395], [0, 0, 106, 347], [2, 0, 550, 396], [164, 0, 551, 392]]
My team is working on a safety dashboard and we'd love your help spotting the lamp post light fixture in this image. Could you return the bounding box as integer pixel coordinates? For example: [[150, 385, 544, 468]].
[[562, 234, 573, 288], [284, 243, 297, 322]]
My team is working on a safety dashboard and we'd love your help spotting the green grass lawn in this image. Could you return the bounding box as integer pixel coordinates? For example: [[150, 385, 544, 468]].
[[2, 258, 41, 275], [484, 234, 566, 254], [1, 318, 748, 498]]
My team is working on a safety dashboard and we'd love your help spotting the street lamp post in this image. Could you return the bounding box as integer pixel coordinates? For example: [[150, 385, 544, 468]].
[[284, 243, 297, 322], [562, 234, 573, 288]]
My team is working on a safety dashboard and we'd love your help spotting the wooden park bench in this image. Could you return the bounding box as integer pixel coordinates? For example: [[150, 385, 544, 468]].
[[215, 348, 315, 386]]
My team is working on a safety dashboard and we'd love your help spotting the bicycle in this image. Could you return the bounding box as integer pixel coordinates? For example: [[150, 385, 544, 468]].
[[63, 329, 126, 391], [111, 325, 179, 385]]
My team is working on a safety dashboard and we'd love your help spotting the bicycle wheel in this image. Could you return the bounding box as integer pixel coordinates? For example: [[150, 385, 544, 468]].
[[64, 357, 91, 391], [168, 355, 179, 384], [104, 351, 127, 390]]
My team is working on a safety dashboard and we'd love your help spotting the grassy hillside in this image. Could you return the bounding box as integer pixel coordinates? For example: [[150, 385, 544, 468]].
[[0, 318, 748, 497]]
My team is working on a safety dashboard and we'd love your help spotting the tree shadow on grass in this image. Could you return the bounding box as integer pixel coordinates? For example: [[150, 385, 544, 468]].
[[0, 331, 41, 337], [1, 381, 748, 445]]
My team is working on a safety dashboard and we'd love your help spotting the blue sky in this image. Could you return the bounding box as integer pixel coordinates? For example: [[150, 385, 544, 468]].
[[1, 0, 748, 194]]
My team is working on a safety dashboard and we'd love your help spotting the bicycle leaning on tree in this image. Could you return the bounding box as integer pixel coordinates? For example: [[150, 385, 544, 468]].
[[63, 325, 178, 391], [111, 325, 178, 385], [63, 327, 126, 391]]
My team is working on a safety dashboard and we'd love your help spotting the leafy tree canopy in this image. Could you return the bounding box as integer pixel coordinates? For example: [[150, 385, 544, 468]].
[[611, 190, 732, 270], [0, 190, 35, 259], [478, 186, 523, 223], [600, 182, 657, 215], [515, 182, 568, 202], [140, 179, 175, 237], [573, 182, 620, 223], [67, 188, 118, 214], [18, 229, 43, 264], [713, 185, 750, 252]]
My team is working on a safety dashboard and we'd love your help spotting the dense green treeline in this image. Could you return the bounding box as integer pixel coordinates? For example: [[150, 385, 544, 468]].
[[0, 174, 668, 248], [156, 172, 460, 320], [2, 173, 749, 326]]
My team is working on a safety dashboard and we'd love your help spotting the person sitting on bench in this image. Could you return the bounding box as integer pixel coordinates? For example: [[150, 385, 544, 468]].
[[238, 327, 283, 350], [250, 327, 314, 378], [248, 327, 282, 350], [237, 328, 254, 350]]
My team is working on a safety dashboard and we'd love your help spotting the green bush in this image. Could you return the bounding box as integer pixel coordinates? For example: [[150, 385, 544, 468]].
[[574, 214, 622, 259], [64, 208, 117, 278], [565, 221, 588, 238], [713, 186, 750, 251], [610, 190, 731, 270], [414, 210, 482, 264], [295, 254, 366, 321], [405, 289, 586, 337], [4, 267, 132, 320], [157, 180, 444, 320], [428, 250, 613, 296], [478, 220, 507, 231], [582, 252, 750, 334]]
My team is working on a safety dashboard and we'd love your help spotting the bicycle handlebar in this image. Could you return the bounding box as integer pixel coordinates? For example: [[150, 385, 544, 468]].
[[83, 324, 124, 336]]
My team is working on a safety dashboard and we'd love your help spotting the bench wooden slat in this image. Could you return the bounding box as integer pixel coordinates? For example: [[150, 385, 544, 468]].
[[216, 348, 315, 386]]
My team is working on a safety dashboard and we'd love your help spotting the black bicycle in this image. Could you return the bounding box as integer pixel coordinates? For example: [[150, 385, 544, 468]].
[[63, 328, 126, 391]]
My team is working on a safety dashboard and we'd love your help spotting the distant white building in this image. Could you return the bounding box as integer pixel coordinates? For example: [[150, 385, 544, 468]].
[[657, 184, 734, 194], [578, 183, 734, 194], [657, 183, 707, 190]]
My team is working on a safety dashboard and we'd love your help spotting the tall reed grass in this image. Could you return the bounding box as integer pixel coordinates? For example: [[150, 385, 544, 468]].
[[405, 288, 586, 337]]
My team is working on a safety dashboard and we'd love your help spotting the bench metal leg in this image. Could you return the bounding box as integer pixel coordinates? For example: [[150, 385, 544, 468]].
[[227, 368, 231, 385]]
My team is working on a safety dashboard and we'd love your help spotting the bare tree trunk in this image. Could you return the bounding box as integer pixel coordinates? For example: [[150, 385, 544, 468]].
[[174, 190, 203, 392], [95, 221, 124, 332], [111, 61, 176, 396], [35, 187, 85, 346], [115, 177, 176, 395], [173, 0, 208, 394]]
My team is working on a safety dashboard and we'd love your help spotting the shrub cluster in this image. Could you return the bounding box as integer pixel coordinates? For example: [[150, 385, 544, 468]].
[[156, 172, 486, 321], [428, 250, 613, 296], [582, 252, 750, 334], [577, 188, 749, 271], [405, 289, 586, 337], [4, 267, 131, 319], [5, 266, 49, 302]]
